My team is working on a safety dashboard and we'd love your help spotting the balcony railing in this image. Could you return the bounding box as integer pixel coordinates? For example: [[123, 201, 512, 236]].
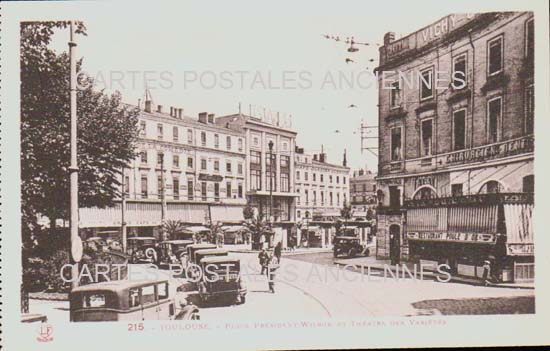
[[403, 192, 533, 209]]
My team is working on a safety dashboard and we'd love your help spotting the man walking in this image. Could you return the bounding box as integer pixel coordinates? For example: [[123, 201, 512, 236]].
[[258, 248, 269, 275], [267, 254, 280, 293], [274, 241, 282, 263]]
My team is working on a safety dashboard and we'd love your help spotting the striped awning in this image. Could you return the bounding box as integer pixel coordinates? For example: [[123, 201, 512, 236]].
[[407, 207, 447, 232], [504, 203, 533, 244], [210, 205, 245, 223], [448, 205, 498, 234]]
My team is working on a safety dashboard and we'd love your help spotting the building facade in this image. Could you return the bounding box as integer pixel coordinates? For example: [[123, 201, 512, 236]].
[[80, 101, 247, 236], [294, 149, 350, 222], [375, 12, 534, 282], [215, 113, 298, 247], [350, 169, 377, 219]]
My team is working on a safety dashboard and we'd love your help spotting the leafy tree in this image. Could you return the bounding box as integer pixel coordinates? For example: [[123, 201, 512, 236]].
[[340, 202, 352, 220], [243, 203, 255, 220], [21, 21, 140, 238], [244, 214, 272, 250], [161, 220, 187, 240]]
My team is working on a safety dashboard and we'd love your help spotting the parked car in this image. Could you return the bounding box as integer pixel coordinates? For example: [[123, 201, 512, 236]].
[[127, 237, 158, 263], [197, 256, 246, 305], [222, 226, 245, 244], [194, 249, 228, 265], [333, 236, 364, 258], [159, 240, 194, 265], [69, 279, 200, 321], [186, 243, 218, 266]]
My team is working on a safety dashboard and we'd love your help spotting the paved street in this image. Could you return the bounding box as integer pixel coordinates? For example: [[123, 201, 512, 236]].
[[29, 251, 535, 322]]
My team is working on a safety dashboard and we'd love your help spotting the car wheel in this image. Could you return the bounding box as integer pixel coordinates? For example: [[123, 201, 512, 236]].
[[365, 249, 370, 257], [176, 305, 200, 320], [333, 251, 338, 258], [239, 295, 246, 304]]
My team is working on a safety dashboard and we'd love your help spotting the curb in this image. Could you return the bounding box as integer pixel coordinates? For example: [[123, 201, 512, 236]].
[[333, 261, 535, 289]]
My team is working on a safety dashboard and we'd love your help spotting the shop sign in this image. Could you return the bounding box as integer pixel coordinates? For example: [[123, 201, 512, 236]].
[[414, 175, 436, 190], [407, 231, 495, 243], [506, 243, 534, 256], [198, 173, 224, 182], [445, 135, 533, 166]]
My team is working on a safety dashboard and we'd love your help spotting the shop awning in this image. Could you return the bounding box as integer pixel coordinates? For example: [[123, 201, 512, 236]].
[[407, 207, 447, 232], [222, 225, 246, 233], [504, 203, 534, 255], [448, 205, 498, 234], [210, 205, 244, 223], [166, 203, 209, 223], [183, 225, 210, 233]]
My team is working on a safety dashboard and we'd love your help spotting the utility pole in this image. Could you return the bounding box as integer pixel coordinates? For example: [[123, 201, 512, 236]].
[[121, 168, 127, 253], [68, 21, 81, 290], [360, 121, 379, 157]]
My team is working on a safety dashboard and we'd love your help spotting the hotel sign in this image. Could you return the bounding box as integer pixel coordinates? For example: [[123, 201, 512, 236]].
[[383, 14, 477, 64], [506, 243, 534, 256], [444, 136, 534, 166], [407, 231, 495, 243]]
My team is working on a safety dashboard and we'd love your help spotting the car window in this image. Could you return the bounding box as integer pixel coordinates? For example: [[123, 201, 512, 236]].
[[157, 283, 168, 300], [129, 288, 140, 308], [141, 285, 156, 304], [83, 293, 106, 308]]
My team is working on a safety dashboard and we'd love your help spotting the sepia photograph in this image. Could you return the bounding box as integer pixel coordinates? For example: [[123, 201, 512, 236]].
[[1, 0, 549, 350]]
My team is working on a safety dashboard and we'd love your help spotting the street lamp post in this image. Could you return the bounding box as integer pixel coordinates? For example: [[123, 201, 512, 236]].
[[121, 168, 127, 253], [68, 21, 81, 290], [268, 140, 274, 224]]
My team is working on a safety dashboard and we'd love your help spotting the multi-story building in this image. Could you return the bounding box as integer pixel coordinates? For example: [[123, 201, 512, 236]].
[[350, 169, 377, 218], [295, 149, 350, 221], [374, 12, 534, 282], [79, 99, 247, 236], [215, 112, 298, 247], [294, 148, 350, 247]]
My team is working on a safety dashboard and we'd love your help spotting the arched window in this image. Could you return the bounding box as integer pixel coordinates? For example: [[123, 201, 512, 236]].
[[413, 187, 437, 200], [479, 180, 502, 194]]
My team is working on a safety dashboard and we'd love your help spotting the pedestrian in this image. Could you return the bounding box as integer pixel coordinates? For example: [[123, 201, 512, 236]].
[[274, 241, 282, 263], [258, 248, 269, 275], [267, 254, 280, 293]]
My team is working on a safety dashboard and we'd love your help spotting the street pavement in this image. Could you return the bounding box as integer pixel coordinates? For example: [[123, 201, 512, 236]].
[[29, 251, 535, 322]]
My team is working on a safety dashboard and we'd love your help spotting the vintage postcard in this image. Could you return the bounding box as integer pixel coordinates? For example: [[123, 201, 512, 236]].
[[1, 0, 550, 350]]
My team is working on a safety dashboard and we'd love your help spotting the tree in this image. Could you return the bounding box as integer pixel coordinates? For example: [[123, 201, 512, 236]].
[[244, 214, 272, 250], [161, 220, 187, 240], [340, 202, 352, 220], [206, 221, 224, 246], [243, 203, 255, 220], [21, 21, 140, 239]]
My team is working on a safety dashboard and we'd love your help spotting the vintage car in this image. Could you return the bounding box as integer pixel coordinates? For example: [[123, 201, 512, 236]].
[[333, 236, 365, 258], [194, 249, 228, 264], [69, 279, 200, 322], [176, 225, 211, 241], [159, 240, 194, 265], [222, 225, 246, 244], [127, 237, 158, 263], [197, 256, 246, 305], [186, 243, 218, 266], [85, 237, 108, 252]]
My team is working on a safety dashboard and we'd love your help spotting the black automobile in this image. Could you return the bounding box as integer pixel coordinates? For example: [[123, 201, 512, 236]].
[[333, 236, 364, 258]]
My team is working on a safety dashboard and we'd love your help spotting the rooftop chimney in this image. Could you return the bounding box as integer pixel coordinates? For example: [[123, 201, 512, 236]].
[[343, 149, 348, 167], [177, 108, 183, 119], [198, 112, 208, 124], [383, 32, 395, 45], [319, 153, 326, 163], [170, 107, 174, 116], [208, 113, 215, 124], [144, 90, 152, 113], [157, 105, 163, 113], [313, 154, 318, 161]]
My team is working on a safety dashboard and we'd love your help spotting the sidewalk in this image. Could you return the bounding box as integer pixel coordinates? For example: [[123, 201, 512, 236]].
[[225, 244, 332, 255], [334, 256, 534, 289]]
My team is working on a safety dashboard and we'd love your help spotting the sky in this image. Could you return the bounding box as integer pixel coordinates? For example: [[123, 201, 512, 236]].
[[44, 0, 513, 172]]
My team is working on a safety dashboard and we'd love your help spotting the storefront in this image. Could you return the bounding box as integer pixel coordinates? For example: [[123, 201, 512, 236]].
[[404, 193, 534, 283]]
